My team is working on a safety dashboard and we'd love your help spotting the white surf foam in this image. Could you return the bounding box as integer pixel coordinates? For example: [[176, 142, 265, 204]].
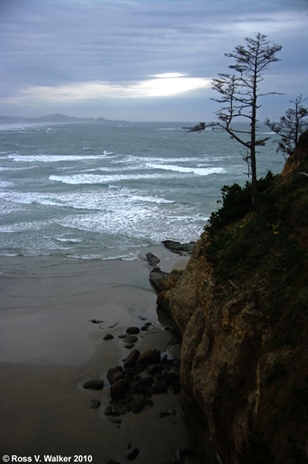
[[145, 162, 225, 175], [8, 154, 110, 163], [49, 171, 186, 185]]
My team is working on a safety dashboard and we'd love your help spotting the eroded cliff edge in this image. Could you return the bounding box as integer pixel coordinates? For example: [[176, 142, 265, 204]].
[[157, 131, 308, 464]]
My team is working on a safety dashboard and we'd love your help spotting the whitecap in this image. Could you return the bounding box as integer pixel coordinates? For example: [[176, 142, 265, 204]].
[[8, 154, 107, 163], [49, 171, 184, 185], [54, 237, 83, 243], [0, 181, 14, 188], [130, 195, 174, 204], [145, 162, 225, 176]]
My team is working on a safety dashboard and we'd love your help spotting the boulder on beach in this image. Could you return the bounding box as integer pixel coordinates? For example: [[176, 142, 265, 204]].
[[123, 335, 138, 344], [83, 379, 104, 390], [149, 268, 170, 292], [126, 327, 140, 335], [146, 252, 160, 267], [138, 349, 161, 365], [124, 343, 136, 349], [124, 349, 140, 369], [127, 448, 140, 461], [130, 395, 145, 413], [147, 363, 163, 375], [90, 399, 101, 409], [128, 363, 146, 376], [111, 379, 130, 401], [107, 367, 124, 385]]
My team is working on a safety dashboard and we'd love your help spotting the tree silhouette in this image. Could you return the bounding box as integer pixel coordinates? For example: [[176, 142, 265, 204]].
[[265, 94, 308, 158], [189, 33, 282, 208]]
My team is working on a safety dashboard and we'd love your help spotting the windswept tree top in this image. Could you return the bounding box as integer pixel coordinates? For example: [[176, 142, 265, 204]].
[[185, 32, 282, 208]]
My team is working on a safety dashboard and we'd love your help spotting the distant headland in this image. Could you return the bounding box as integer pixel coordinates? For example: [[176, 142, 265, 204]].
[[0, 113, 129, 125]]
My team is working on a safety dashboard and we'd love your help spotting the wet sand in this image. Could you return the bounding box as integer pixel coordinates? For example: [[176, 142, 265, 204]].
[[0, 250, 195, 463]]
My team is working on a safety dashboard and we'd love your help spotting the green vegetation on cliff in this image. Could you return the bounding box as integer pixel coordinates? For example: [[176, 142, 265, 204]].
[[202, 135, 308, 462]]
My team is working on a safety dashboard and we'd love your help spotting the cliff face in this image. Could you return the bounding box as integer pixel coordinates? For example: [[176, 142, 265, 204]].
[[158, 133, 308, 464]]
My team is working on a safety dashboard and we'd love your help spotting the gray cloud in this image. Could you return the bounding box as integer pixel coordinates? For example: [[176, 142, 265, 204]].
[[1, 0, 307, 121]]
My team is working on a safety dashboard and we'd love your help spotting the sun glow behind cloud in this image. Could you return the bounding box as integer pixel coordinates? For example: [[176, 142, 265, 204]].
[[3, 73, 211, 105]]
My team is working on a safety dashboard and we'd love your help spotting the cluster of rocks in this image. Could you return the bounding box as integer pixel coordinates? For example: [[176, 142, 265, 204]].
[[83, 347, 181, 418], [102, 323, 155, 348]]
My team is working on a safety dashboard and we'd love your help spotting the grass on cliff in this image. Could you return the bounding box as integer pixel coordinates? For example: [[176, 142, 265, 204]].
[[202, 159, 308, 463], [204, 165, 308, 340]]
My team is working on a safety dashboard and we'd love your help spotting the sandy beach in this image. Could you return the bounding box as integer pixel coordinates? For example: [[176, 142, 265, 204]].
[[0, 250, 196, 463]]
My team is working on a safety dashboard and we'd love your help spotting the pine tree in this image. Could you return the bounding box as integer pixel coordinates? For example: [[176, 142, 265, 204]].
[[188, 33, 282, 208], [265, 94, 308, 158]]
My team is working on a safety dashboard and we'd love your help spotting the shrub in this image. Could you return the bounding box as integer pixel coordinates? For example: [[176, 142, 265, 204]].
[[206, 171, 275, 233]]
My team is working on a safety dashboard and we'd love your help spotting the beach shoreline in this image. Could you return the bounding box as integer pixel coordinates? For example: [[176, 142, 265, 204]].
[[0, 250, 196, 463]]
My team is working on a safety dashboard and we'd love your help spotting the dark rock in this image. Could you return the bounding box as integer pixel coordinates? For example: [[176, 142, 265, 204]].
[[107, 367, 124, 385], [149, 267, 170, 292], [124, 349, 140, 369], [123, 335, 138, 344], [90, 399, 101, 409], [103, 333, 114, 340], [83, 379, 104, 390], [162, 240, 196, 254], [146, 252, 160, 267], [126, 326, 140, 335], [88, 319, 104, 324], [128, 363, 146, 376], [138, 349, 161, 366], [127, 448, 140, 461], [138, 376, 154, 387], [113, 400, 129, 416], [147, 363, 163, 375], [110, 379, 130, 401], [118, 333, 127, 338], [153, 379, 168, 393], [130, 395, 145, 413], [141, 322, 154, 331], [124, 343, 135, 349]]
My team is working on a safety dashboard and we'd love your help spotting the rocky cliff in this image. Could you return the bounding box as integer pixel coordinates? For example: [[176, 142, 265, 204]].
[[157, 131, 308, 464]]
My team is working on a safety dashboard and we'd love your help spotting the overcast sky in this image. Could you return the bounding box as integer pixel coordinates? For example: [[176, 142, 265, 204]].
[[1, 0, 307, 122]]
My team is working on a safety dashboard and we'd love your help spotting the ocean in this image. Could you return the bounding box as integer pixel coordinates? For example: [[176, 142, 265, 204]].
[[0, 121, 284, 260], [0, 121, 285, 461]]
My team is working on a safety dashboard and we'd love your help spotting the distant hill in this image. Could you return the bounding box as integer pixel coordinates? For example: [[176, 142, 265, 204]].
[[0, 113, 129, 125]]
